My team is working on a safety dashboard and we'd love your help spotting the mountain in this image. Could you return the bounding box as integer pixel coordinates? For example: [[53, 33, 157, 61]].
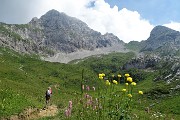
[[140, 26, 180, 56], [39, 10, 124, 52], [1, 12, 180, 119], [0, 9, 124, 58], [1, 10, 180, 63]]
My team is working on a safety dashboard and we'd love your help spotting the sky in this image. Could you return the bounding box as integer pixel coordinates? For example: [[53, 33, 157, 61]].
[[0, 0, 180, 43]]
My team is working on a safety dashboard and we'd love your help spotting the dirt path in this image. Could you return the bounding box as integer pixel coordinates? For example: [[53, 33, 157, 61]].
[[6, 105, 58, 120]]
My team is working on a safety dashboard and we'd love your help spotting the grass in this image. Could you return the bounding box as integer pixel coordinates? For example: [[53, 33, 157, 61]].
[[0, 47, 96, 118], [0, 46, 179, 120], [72, 52, 135, 74], [125, 41, 144, 52]]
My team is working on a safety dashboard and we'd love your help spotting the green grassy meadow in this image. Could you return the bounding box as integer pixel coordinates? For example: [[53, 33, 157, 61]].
[[0, 47, 179, 120]]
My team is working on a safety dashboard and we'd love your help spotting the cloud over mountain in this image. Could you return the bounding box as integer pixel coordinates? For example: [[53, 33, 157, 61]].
[[38, 0, 154, 43], [1, 0, 180, 43]]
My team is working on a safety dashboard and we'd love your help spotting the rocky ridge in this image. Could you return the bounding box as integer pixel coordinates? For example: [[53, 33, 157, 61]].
[[0, 9, 124, 59]]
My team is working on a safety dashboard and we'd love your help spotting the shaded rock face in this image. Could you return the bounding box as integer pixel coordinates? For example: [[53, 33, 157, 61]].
[[0, 9, 123, 56], [122, 55, 160, 70], [140, 26, 180, 56]]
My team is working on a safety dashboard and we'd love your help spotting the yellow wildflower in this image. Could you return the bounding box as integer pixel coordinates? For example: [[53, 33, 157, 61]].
[[99, 76, 103, 80], [113, 80, 118, 84], [127, 94, 132, 98], [106, 80, 109, 83], [138, 91, 143, 95], [125, 73, 130, 77], [106, 80, 111, 86], [102, 73, 105, 77], [125, 83, 129, 86], [99, 73, 104, 79], [131, 82, 136, 86], [112, 74, 115, 77], [118, 74, 121, 78], [127, 77, 133, 82], [122, 89, 126, 92]]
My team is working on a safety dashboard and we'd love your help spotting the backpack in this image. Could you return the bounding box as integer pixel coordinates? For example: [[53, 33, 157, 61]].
[[46, 90, 52, 96]]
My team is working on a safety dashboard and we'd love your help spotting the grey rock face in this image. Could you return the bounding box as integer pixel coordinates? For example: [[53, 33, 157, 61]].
[[0, 22, 49, 55], [154, 58, 180, 85], [38, 9, 123, 53], [122, 55, 161, 70], [140, 26, 180, 56]]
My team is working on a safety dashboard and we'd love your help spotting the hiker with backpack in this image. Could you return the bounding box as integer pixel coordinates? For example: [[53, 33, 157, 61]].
[[45, 87, 52, 105]]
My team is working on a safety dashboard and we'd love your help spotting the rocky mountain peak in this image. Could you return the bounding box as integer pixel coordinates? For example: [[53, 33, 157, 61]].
[[39, 9, 88, 28], [151, 25, 174, 33], [36, 10, 123, 53], [44, 9, 61, 16], [150, 25, 179, 38], [140, 25, 180, 55]]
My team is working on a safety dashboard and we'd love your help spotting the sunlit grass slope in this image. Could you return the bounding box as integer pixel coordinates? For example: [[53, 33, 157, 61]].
[[0, 47, 179, 120], [0, 47, 96, 117]]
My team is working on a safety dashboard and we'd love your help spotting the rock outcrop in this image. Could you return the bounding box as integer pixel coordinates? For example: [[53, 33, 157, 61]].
[[122, 55, 160, 70]]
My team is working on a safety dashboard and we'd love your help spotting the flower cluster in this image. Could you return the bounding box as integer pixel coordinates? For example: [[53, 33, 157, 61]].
[[65, 101, 73, 117], [127, 77, 133, 83], [99, 73, 105, 80], [117, 74, 121, 78], [138, 91, 143, 95], [122, 89, 126, 92], [125, 73, 130, 77], [82, 84, 96, 91], [99, 73, 143, 98], [113, 80, 118, 84], [106, 80, 111, 86], [72, 72, 144, 120], [121, 74, 143, 98], [127, 94, 132, 98], [131, 82, 136, 86]]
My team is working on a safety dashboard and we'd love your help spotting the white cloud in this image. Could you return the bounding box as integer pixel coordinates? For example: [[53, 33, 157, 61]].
[[33, 0, 155, 43], [163, 21, 180, 32]]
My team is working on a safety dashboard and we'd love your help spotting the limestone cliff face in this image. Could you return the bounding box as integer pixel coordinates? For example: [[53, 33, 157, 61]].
[[38, 9, 123, 53], [0, 22, 49, 55], [0, 9, 124, 56]]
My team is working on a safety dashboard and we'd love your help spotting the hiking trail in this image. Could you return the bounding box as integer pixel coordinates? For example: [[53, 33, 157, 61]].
[[6, 105, 58, 120]]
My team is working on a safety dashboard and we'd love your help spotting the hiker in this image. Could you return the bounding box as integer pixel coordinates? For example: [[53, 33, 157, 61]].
[[45, 87, 52, 105]]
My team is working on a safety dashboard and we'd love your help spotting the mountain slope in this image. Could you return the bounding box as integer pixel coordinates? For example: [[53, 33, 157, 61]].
[[0, 46, 97, 118], [0, 9, 124, 58]]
